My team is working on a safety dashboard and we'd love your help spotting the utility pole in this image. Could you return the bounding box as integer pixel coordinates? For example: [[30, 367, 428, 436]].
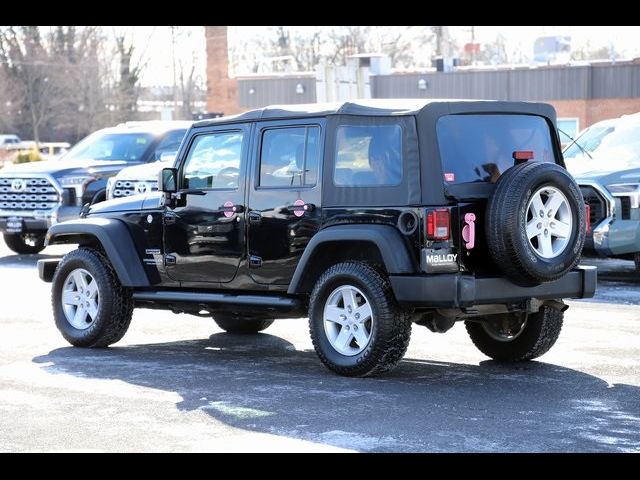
[[170, 26, 179, 120], [471, 25, 476, 65]]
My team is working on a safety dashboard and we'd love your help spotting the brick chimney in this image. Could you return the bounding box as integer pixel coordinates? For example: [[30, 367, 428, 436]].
[[205, 26, 240, 115]]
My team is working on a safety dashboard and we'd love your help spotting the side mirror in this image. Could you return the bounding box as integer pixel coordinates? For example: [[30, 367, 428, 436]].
[[159, 167, 178, 193]]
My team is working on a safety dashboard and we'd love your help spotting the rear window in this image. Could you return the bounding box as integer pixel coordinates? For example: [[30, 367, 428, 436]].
[[437, 114, 555, 184]]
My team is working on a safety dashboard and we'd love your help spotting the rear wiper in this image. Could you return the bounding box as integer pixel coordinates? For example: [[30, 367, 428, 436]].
[[559, 128, 593, 160]]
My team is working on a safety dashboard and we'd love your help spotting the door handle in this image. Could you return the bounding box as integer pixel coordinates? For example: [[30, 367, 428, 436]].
[[219, 203, 244, 214], [287, 202, 316, 214]]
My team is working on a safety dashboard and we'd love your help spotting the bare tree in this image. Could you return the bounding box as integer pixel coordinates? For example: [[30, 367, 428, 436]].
[[571, 41, 610, 61], [174, 27, 205, 119], [0, 27, 59, 143], [110, 27, 152, 122], [0, 26, 113, 143]]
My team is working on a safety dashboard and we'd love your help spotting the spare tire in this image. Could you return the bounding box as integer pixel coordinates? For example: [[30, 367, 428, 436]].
[[486, 161, 586, 286]]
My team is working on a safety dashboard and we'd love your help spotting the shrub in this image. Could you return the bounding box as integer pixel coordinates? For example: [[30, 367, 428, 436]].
[[14, 150, 43, 164]]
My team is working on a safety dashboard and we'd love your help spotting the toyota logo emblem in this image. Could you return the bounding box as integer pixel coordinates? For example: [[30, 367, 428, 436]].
[[11, 179, 27, 192], [135, 182, 150, 194]]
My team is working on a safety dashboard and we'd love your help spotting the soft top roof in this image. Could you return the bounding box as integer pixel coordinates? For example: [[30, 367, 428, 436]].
[[194, 99, 556, 127]]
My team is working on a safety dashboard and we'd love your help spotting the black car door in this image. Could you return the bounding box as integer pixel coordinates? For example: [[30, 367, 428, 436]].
[[163, 125, 250, 283], [246, 119, 324, 285]]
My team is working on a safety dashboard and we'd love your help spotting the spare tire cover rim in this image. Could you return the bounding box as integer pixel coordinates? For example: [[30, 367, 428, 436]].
[[525, 185, 573, 259]]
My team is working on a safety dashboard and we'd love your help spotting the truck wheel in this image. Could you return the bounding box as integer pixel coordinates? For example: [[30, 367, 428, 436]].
[[308, 261, 411, 377], [214, 314, 274, 334], [465, 306, 563, 361], [52, 247, 133, 347], [486, 162, 586, 286], [3, 233, 45, 254]]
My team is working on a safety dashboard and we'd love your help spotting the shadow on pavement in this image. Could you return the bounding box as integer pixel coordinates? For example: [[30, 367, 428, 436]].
[[33, 332, 640, 452], [0, 253, 62, 268]]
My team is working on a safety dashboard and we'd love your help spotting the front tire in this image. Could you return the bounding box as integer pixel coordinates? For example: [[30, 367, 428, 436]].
[[52, 247, 133, 347], [465, 306, 563, 362], [309, 262, 411, 377], [213, 314, 274, 334], [3, 233, 45, 254]]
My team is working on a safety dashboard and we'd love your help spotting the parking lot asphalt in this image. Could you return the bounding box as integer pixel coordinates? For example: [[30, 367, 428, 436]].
[[0, 242, 638, 452]]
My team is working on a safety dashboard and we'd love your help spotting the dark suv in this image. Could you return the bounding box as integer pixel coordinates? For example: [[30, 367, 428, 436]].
[[0, 121, 191, 254], [38, 100, 596, 377]]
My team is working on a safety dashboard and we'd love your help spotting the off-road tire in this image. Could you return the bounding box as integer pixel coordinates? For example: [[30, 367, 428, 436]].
[[309, 261, 412, 377], [486, 161, 586, 286], [52, 247, 133, 347], [465, 306, 563, 361], [214, 314, 274, 334], [3, 233, 46, 254]]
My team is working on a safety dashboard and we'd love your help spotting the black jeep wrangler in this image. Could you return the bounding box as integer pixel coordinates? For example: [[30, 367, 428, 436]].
[[38, 100, 596, 377]]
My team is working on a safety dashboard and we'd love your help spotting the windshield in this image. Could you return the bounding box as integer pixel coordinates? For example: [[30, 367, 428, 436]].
[[61, 131, 155, 162], [563, 121, 640, 171]]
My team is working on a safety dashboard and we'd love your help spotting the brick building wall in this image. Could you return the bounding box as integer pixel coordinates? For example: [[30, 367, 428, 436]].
[[205, 26, 241, 116], [551, 98, 640, 131]]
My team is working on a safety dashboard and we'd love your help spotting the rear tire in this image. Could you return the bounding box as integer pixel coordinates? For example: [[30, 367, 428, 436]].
[[465, 306, 563, 362], [52, 247, 133, 347], [214, 314, 274, 334], [3, 233, 45, 254], [309, 261, 411, 377]]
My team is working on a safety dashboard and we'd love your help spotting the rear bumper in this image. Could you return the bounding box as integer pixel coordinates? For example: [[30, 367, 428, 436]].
[[389, 266, 597, 308]]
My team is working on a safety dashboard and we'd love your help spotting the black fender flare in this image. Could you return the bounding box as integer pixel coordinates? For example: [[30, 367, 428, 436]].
[[46, 217, 150, 287], [287, 224, 415, 294]]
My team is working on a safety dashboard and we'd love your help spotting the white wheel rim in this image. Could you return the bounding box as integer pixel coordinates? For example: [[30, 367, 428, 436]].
[[323, 285, 373, 356], [525, 186, 573, 259], [62, 268, 100, 330]]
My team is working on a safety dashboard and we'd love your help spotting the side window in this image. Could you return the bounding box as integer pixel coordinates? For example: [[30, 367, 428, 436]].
[[153, 129, 188, 161], [259, 126, 320, 188], [182, 131, 243, 190], [334, 125, 402, 186]]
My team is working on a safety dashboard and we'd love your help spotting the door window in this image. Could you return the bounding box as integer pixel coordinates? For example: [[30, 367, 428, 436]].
[[182, 132, 243, 189], [259, 126, 320, 188]]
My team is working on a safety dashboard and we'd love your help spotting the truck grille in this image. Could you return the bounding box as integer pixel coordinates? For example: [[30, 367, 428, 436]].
[[0, 176, 60, 210], [112, 180, 158, 198], [580, 185, 606, 227]]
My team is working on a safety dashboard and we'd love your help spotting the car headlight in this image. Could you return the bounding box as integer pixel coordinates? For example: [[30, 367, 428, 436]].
[[59, 175, 95, 187], [606, 183, 640, 193], [606, 183, 640, 209], [106, 177, 115, 199]]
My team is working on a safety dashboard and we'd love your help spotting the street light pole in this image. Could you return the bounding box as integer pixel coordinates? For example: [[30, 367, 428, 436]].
[[170, 26, 179, 120]]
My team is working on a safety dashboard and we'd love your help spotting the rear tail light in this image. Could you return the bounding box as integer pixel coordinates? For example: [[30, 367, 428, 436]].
[[585, 203, 591, 233], [512, 150, 534, 161], [426, 208, 450, 240]]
